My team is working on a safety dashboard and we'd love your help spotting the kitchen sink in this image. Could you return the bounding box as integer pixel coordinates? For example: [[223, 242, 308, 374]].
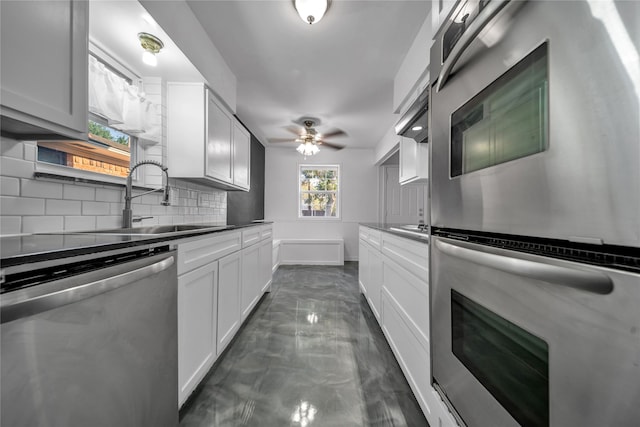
[[66, 224, 230, 236]]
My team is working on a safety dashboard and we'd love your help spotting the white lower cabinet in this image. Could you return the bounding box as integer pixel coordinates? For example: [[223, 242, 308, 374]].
[[359, 237, 383, 321], [217, 251, 242, 355], [381, 288, 432, 419], [176, 226, 272, 407], [259, 238, 273, 293], [178, 261, 218, 407], [367, 247, 383, 320], [360, 225, 453, 427], [241, 243, 261, 320]]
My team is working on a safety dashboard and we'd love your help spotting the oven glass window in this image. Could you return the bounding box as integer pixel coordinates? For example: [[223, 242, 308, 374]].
[[450, 42, 548, 177], [451, 290, 549, 427]]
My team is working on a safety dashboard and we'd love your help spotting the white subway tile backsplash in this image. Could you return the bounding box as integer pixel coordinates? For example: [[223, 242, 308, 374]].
[[0, 216, 22, 235], [110, 203, 124, 215], [64, 184, 95, 201], [21, 179, 63, 199], [0, 140, 23, 158], [1, 176, 20, 196], [64, 216, 96, 231], [140, 193, 161, 205], [23, 143, 37, 162], [95, 188, 123, 203], [1, 156, 35, 178], [23, 216, 63, 233], [96, 215, 121, 229], [82, 201, 110, 215], [46, 199, 81, 215], [131, 204, 152, 215], [1, 196, 45, 216]]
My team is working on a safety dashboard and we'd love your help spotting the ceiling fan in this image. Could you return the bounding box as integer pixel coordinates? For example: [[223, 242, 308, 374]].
[[269, 119, 347, 152]]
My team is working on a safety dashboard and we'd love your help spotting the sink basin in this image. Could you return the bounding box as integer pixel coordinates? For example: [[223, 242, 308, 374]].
[[69, 224, 229, 236]]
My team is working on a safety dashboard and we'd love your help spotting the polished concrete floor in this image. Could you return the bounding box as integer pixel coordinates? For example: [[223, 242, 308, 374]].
[[179, 263, 429, 427]]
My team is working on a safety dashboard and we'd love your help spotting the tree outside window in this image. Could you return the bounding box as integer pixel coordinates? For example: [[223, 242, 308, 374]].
[[299, 165, 340, 218]]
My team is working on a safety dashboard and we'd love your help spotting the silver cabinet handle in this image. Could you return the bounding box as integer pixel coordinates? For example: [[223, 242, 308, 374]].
[[1, 255, 175, 323], [436, 0, 517, 93], [435, 239, 613, 295]]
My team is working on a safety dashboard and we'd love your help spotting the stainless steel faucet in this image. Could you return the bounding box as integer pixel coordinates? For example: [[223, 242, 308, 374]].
[[122, 160, 170, 228]]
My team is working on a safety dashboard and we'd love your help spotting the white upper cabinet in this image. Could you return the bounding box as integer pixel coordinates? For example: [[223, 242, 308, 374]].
[[206, 93, 233, 183], [399, 136, 429, 185], [167, 82, 250, 191], [0, 0, 88, 140], [232, 120, 250, 190]]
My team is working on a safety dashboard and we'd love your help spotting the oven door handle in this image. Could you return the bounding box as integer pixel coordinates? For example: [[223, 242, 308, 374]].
[[1, 255, 175, 323], [435, 239, 614, 295], [435, 0, 520, 93]]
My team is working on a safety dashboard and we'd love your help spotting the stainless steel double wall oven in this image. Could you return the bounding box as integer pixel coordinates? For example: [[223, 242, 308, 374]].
[[429, 1, 640, 426]]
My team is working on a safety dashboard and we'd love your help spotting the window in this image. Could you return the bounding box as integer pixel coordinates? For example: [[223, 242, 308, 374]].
[[37, 120, 133, 178], [298, 165, 340, 218], [35, 45, 157, 183]]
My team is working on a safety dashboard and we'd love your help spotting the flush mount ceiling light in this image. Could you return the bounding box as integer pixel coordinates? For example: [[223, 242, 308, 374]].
[[293, 0, 330, 25], [138, 32, 164, 67]]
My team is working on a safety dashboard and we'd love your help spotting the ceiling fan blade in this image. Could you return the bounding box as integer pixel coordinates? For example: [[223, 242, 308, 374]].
[[284, 125, 302, 136], [317, 140, 345, 150], [321, 128, 347, 139], [268, 138, 296, 143]]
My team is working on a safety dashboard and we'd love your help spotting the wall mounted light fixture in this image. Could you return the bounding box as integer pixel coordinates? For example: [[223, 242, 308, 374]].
[[138, 32, 164, 67], [293, 0, 330, 25]]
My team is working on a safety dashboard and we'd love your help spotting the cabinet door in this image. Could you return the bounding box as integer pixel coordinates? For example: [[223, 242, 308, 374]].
[[399, 136, 418, 183], [359, 239, 369, 295], [259, 238, 273, 293], [233, 120, 251, 190], [241, 244, 260, 321], [217, 251, 242, 355], [178, 261, 218, 406], [206, 90, 233, 183], [367, 246, 383, 321], [0, 0, 88, 140]]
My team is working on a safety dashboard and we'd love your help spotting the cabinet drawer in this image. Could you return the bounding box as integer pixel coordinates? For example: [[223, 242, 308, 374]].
[[242, 227, 262, 248], [359, 226, 381, 250], [380, 231, 429, 282], [260, 225, 272, 241], [368, 229, 381, 249], [178, 231, 241, 275]]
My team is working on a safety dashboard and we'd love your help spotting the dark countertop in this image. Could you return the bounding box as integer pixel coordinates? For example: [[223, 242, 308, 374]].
[[0, 222, 271, 268], [359, 222, 429, 244]]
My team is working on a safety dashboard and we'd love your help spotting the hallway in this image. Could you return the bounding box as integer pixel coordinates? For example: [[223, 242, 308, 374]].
[[179, 263, 429, 427]]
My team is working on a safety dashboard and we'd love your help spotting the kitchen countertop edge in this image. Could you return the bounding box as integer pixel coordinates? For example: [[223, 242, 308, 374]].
[[0, 222, 273, 268], [359, 223, 429, 243]]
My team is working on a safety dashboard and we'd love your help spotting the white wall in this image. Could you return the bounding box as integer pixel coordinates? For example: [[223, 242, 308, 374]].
[[265, 147, 379, 261]]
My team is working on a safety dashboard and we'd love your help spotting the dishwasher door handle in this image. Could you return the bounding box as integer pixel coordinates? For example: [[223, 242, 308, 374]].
[[1, 255, 175, 323]]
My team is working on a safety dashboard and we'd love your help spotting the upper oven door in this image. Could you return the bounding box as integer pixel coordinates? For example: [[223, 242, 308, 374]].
[[431, 236, 640, 427], [430, 0, 640, 247]]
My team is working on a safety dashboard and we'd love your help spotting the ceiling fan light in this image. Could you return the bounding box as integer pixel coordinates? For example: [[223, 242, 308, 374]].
[[296, 141, 319, 156], [294, 0, 329, 25]]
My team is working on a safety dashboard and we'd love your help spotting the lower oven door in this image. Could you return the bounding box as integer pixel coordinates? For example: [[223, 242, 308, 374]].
[[431, 236, 640, 427]]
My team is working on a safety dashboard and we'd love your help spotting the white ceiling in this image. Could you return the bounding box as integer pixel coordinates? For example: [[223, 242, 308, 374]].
[[186, 0, 430, 149], [90, 0, 430, 151], [89, 0, 204, 83]]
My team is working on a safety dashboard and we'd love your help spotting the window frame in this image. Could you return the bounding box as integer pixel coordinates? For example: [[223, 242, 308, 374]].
[[297, 164, 341, 220], [34, 43, 144, 185]]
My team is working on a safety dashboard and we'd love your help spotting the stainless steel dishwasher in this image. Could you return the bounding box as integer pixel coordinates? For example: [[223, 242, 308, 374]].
[[1, 246, 178, 427]]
